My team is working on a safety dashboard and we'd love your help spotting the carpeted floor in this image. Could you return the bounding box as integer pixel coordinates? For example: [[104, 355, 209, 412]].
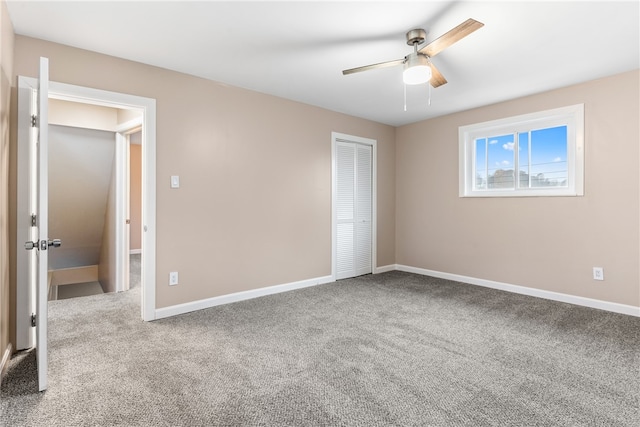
[[1, 270, 638, 426]]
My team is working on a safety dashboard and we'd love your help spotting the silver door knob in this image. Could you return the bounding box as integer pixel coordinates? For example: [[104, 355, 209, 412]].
[[24, 241, 38, 250], [48, 239, 62, 248]]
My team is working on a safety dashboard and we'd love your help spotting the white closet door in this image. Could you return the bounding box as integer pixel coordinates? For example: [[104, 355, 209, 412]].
[[336, 142, 355, 279], [336, 141, 372, 280], [355, 144, 372, 276]]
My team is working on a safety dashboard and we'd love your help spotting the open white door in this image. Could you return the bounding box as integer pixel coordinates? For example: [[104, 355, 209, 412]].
[[25, 57, 51, 392]]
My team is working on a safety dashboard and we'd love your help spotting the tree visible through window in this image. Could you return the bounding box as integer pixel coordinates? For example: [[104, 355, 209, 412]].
[[459, 105, 583, 197]]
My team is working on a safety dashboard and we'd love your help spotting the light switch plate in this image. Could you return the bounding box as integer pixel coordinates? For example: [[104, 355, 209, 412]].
[[171, 175, 180, 188]]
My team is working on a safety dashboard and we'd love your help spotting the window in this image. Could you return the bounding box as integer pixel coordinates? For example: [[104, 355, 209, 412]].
[[459, 104, 584, 197]]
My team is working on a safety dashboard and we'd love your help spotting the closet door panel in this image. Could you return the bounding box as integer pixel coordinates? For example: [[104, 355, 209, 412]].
[[336, 223, 355, 280], [355, 145, 372, 275], [335, 140, 372, 280], [336, 143, 355, 222]]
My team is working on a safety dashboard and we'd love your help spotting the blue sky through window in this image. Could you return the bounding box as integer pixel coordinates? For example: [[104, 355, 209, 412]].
[[475, 125, 568, 190], [530, 126, 567, 186]]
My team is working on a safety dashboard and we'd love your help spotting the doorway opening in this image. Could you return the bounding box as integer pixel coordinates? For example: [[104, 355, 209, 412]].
[[45, 100, 142, 301], [16, 78, 157, 351]]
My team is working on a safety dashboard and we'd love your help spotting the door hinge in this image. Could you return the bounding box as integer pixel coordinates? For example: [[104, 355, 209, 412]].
[[30, 313, 36, 327], [31, 214, 37, 227], [31, 115, 37, 127]]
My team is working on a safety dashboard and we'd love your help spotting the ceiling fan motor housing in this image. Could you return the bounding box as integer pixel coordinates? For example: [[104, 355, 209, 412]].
[[406, 28, 427, 46]]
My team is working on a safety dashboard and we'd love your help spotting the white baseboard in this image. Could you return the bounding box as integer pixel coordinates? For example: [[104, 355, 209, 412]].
[[1, 344, 13, 380], [153, 265, 639, 320], [155, 274, 335, 320], [374, 264, 396, 274], [395, 264, 640, 317], [129, 249, 141, 255]]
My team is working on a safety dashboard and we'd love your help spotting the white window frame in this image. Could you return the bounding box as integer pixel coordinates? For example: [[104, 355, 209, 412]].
[[459, 104, 584, 197]]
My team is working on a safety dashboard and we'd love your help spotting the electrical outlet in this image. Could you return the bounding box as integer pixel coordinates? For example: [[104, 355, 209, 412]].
[[169, 271, 179, 286], [593, 267, 604, 281]]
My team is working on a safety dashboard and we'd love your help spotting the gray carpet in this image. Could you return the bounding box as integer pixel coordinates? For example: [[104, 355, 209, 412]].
[[129, 253, 141, 290], [1, 271, 638, 426]]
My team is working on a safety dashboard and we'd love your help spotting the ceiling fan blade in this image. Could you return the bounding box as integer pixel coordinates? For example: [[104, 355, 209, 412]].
[[342, 58, 404, 75], [420, 18, 484, 58], [429, 63, 447, 87]]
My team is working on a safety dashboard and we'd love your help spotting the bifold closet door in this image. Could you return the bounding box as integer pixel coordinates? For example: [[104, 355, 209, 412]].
[[336, 141, 372, 280]]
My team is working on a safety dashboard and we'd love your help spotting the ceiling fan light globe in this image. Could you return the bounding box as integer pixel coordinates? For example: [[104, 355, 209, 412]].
[[403, 54, 432, 85], [403, 65, 432, 85]]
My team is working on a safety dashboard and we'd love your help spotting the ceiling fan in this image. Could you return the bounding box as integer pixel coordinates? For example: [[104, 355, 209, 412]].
[[343, 18, 484, 87]]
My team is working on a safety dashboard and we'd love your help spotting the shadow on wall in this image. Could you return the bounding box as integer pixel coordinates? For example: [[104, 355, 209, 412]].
[[48, 124, 115, 293]]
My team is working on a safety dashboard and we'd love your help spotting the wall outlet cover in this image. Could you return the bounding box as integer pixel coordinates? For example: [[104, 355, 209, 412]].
[[169, 271, 179, 286], [593, 267, 604, 281]]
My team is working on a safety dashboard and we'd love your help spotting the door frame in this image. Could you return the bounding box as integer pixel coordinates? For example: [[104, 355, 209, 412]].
[[330, 132, 377, 281], [16, 78, 157, 349], [115, 119, 142, 293]]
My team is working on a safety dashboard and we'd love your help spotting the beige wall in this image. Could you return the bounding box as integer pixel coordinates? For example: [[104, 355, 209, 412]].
[[129, 142, 142, 251], [49, 98, 118, 131], [48, 125, 115, 270], [9, 36, 396, 314], [0, 0, 14, 372], [116, 108, 142, 126], [396, 70, 640, 307], [98, 157, 117, 294]]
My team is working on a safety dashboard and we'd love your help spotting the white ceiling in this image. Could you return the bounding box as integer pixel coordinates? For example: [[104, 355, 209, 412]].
[[6, 1, 640, 127]]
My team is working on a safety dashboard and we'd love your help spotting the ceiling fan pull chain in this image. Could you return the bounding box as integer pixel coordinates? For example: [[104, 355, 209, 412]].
[[404, 82, 407, 112], [428, 82, 432, 106]]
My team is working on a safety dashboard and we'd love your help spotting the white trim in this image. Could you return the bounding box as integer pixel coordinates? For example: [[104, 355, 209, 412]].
[[115, 132, 127, 293], [129, 249, 142, 255], [459, 104, 584, 198], [155, 275, 334, 320], [331, 132, 377, 281], [374, 264, 396, 274], [141, 100, 157, 321], [395, 264, 640, 317], [112, 116, 140, 294], [154, 264, 639, 320]]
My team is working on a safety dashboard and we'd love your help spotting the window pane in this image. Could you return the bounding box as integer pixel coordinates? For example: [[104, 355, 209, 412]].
[[518, 132, 529, 188], [475, 138, 486, 190], [487, 134, 515, 189], [530, 126, 568, 187], [459, 104, 583, 197]]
